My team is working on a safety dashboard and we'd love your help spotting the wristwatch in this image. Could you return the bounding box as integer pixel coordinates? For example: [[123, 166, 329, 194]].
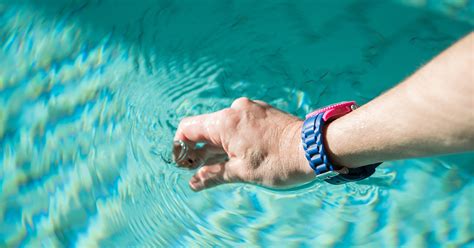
[[301, 101, 381, 184]]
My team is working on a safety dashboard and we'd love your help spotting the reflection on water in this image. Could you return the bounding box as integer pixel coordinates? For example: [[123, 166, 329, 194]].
[[0, 0, 473, 246]]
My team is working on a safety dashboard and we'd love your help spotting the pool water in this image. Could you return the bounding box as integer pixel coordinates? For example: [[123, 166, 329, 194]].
[[1, 0, 473, 247]]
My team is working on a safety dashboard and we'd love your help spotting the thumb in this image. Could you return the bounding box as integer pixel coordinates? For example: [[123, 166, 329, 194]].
[[189, 159, 241, 192]]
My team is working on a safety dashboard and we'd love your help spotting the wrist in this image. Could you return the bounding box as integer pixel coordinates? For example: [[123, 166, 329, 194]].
[[324, 112, 367, 169], [282, 120, 316, 181], [323, 119, 351, 168], [300, 101, 382, 183]]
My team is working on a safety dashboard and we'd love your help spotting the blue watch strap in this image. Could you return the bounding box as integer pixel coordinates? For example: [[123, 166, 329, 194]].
[[302, 113, 381, 184], [302, 114, 333, 172]]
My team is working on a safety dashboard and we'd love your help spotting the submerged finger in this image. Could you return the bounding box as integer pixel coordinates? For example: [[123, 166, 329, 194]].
[[189, 159, 242, 191], [174, 143, 227, 170]]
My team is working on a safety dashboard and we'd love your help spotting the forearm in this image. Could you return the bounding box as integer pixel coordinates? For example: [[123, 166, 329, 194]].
[[325, 32, 474, 168], [174, 33, 473, 191]]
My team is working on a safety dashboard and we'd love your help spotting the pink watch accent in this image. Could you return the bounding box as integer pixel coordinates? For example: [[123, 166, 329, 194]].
[[305, 101, 356, 122]]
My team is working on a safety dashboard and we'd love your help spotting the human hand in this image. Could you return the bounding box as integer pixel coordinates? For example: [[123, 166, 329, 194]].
[[174, 97, 316, 191]]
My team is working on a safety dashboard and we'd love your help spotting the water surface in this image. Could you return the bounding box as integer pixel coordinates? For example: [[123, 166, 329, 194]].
[[0, 0, 473, 247]]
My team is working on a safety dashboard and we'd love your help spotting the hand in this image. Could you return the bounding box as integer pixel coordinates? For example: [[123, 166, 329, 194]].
[[174, 97, 316, 191]]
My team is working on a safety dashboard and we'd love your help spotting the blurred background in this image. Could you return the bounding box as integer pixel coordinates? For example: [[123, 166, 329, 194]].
[[0, 0, 473, 247]]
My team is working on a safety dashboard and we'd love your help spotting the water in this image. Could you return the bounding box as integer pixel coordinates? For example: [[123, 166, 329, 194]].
[[1, 0, 473, 247]]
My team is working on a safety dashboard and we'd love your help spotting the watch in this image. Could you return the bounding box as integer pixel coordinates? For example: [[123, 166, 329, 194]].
[[301, 101, 381, 184]]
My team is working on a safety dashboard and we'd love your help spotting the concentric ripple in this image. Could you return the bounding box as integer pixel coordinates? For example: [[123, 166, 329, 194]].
[[1, 0, 473, 247]]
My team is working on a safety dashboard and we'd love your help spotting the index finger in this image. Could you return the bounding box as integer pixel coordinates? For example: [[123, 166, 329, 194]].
[[174, 109, 228, 147]]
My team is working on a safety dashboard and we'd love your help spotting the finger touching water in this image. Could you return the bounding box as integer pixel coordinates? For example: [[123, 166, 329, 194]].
[[174, 111, 224, 146]]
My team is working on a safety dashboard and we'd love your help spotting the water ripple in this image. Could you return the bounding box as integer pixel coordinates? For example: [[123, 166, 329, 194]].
[[1, 1, 473, 247]]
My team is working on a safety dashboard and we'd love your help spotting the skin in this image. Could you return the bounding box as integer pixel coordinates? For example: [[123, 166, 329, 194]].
[[174, 32, 474, 192]]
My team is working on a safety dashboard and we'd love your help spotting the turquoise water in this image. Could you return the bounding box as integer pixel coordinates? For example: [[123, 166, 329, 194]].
[[1, 0, 473, 247]]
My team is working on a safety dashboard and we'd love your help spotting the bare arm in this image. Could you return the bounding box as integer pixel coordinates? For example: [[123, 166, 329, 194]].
[[325, 32, 474, 168], [174, 33, 474, 191]]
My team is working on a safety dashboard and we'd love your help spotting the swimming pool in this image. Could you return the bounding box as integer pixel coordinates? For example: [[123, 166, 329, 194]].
[[1, 0, 473, 246]]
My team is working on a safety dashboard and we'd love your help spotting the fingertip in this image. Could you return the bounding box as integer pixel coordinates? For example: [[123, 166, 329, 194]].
[[189, 179, 203, 192], [189, 175, 202, 191]]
